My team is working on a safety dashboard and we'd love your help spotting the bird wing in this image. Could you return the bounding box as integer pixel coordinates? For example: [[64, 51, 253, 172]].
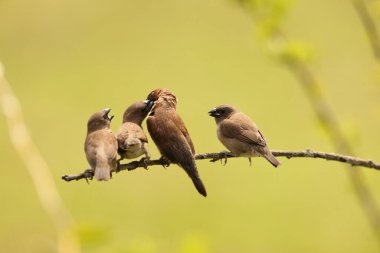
[[128, 123, 149, 143], [117, 123, 148, 147], [86, 129, 117, 169], [147, 109, 206, 196], [147, 111, 195, 161], [174, 114, 196, 155], [84, 133, 98, 169], [116, 124, 129, 148], [99, 129, 118, 164], [220, 117, 266, 147]]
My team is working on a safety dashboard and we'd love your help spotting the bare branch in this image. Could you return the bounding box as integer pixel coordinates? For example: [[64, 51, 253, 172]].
[[61, 150, 380, 182]]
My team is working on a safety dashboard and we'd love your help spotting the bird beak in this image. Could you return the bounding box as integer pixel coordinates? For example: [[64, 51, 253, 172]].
[[103, 108, 114, 121], [143, 99, 154, 112], [208, 108, 220, 118]]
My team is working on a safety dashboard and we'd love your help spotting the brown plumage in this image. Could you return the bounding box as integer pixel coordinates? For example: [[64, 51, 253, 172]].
[[208, 105, 280, 167], [146, 88, 207, 197], [84, 108, 118, 181], [115, 101, 151, 161]]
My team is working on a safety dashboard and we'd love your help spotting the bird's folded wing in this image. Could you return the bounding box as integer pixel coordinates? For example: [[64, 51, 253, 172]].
[[220, 119, 266, 147], [174, 114, 196, 155], [129, 123, 149, 143]]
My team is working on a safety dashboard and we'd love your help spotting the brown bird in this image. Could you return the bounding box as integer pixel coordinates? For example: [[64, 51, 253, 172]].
[[146, 88, 207, 197], [208, 105, 280, 167], [115, 101, 151, 162], [84, 108, 118, 181]]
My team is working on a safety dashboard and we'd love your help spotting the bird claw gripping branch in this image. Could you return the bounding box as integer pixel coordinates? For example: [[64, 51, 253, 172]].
[[159, 156, 171, 168], [209, 151, 229, 166]]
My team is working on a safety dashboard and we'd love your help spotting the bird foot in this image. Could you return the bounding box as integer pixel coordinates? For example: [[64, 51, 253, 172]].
[[116, 157, 124, 173], [248, 157, 252, 166], [139, 157, 150, 170], [159, 156, 171, 168], [84, 168, 94, 183], [210, 151, 229, 166]]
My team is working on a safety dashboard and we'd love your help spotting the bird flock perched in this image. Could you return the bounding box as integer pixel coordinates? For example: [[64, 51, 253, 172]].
[[84, 88, 279, 197]]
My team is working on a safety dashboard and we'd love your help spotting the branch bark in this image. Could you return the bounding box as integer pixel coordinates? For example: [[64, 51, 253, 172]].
[[61, 150, 380, 182]]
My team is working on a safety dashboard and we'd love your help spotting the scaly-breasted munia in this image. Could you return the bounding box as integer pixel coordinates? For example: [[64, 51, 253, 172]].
[[208, 105, 280, 167], [115, 101, 151, 162], [85, 108, 118, 181]]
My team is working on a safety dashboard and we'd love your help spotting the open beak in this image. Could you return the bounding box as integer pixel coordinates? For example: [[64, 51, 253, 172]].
[[208, 108, 219, 118], [103, 108, 114, 121], [143, 99, 154, 112]]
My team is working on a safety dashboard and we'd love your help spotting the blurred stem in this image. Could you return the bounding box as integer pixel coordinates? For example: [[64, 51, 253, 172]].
[[235, 0, 380, 243], [285, 59, 380, 233], [352, 0, 380, 60], [0, 63, 81, 253], [285, 60, 355, 153], [62, 149, 380, 182]]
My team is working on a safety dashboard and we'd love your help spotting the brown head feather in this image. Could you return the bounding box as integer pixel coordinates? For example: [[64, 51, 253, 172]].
[[87, 108, 113, 134], [147, 88, 177, 109]]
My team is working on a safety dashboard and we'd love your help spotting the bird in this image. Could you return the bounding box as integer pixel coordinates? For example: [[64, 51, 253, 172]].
[[208, 105, 280, 167], [115, 101, 151, 163], [145, 88, 207, 197], [84, 108, 118, 181]]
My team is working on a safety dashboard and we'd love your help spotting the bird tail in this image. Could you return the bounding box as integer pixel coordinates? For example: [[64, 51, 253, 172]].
[[264, 151, 281, 168], [94, 167, 111, 181], [181, 162, 207, 197], [190, 175, 207, 197]]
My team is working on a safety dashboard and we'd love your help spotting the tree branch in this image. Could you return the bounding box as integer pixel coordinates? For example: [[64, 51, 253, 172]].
[[61, 150, 380, 182]]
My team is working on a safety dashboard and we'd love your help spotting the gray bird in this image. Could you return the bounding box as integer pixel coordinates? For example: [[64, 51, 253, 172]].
[[85, 108, 118, 181], [208, 105, 280, 167], [115, 101, 151, 162]]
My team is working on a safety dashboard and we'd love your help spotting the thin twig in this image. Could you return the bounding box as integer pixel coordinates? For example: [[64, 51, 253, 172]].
[[61, 150, 380, 182]]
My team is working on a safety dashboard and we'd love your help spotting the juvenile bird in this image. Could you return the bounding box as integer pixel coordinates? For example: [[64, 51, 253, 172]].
[[146, 88, 207, 197], [115, 101, 151, 162], [208, 105, 280, 167], [85, 108, 118, 181]]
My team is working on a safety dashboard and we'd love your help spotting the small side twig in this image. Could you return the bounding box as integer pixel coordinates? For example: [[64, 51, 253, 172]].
[[61, 149, 380, 182]]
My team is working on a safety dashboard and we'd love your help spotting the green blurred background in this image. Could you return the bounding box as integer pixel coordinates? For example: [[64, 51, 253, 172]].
[[1, 0, 380, 252]]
